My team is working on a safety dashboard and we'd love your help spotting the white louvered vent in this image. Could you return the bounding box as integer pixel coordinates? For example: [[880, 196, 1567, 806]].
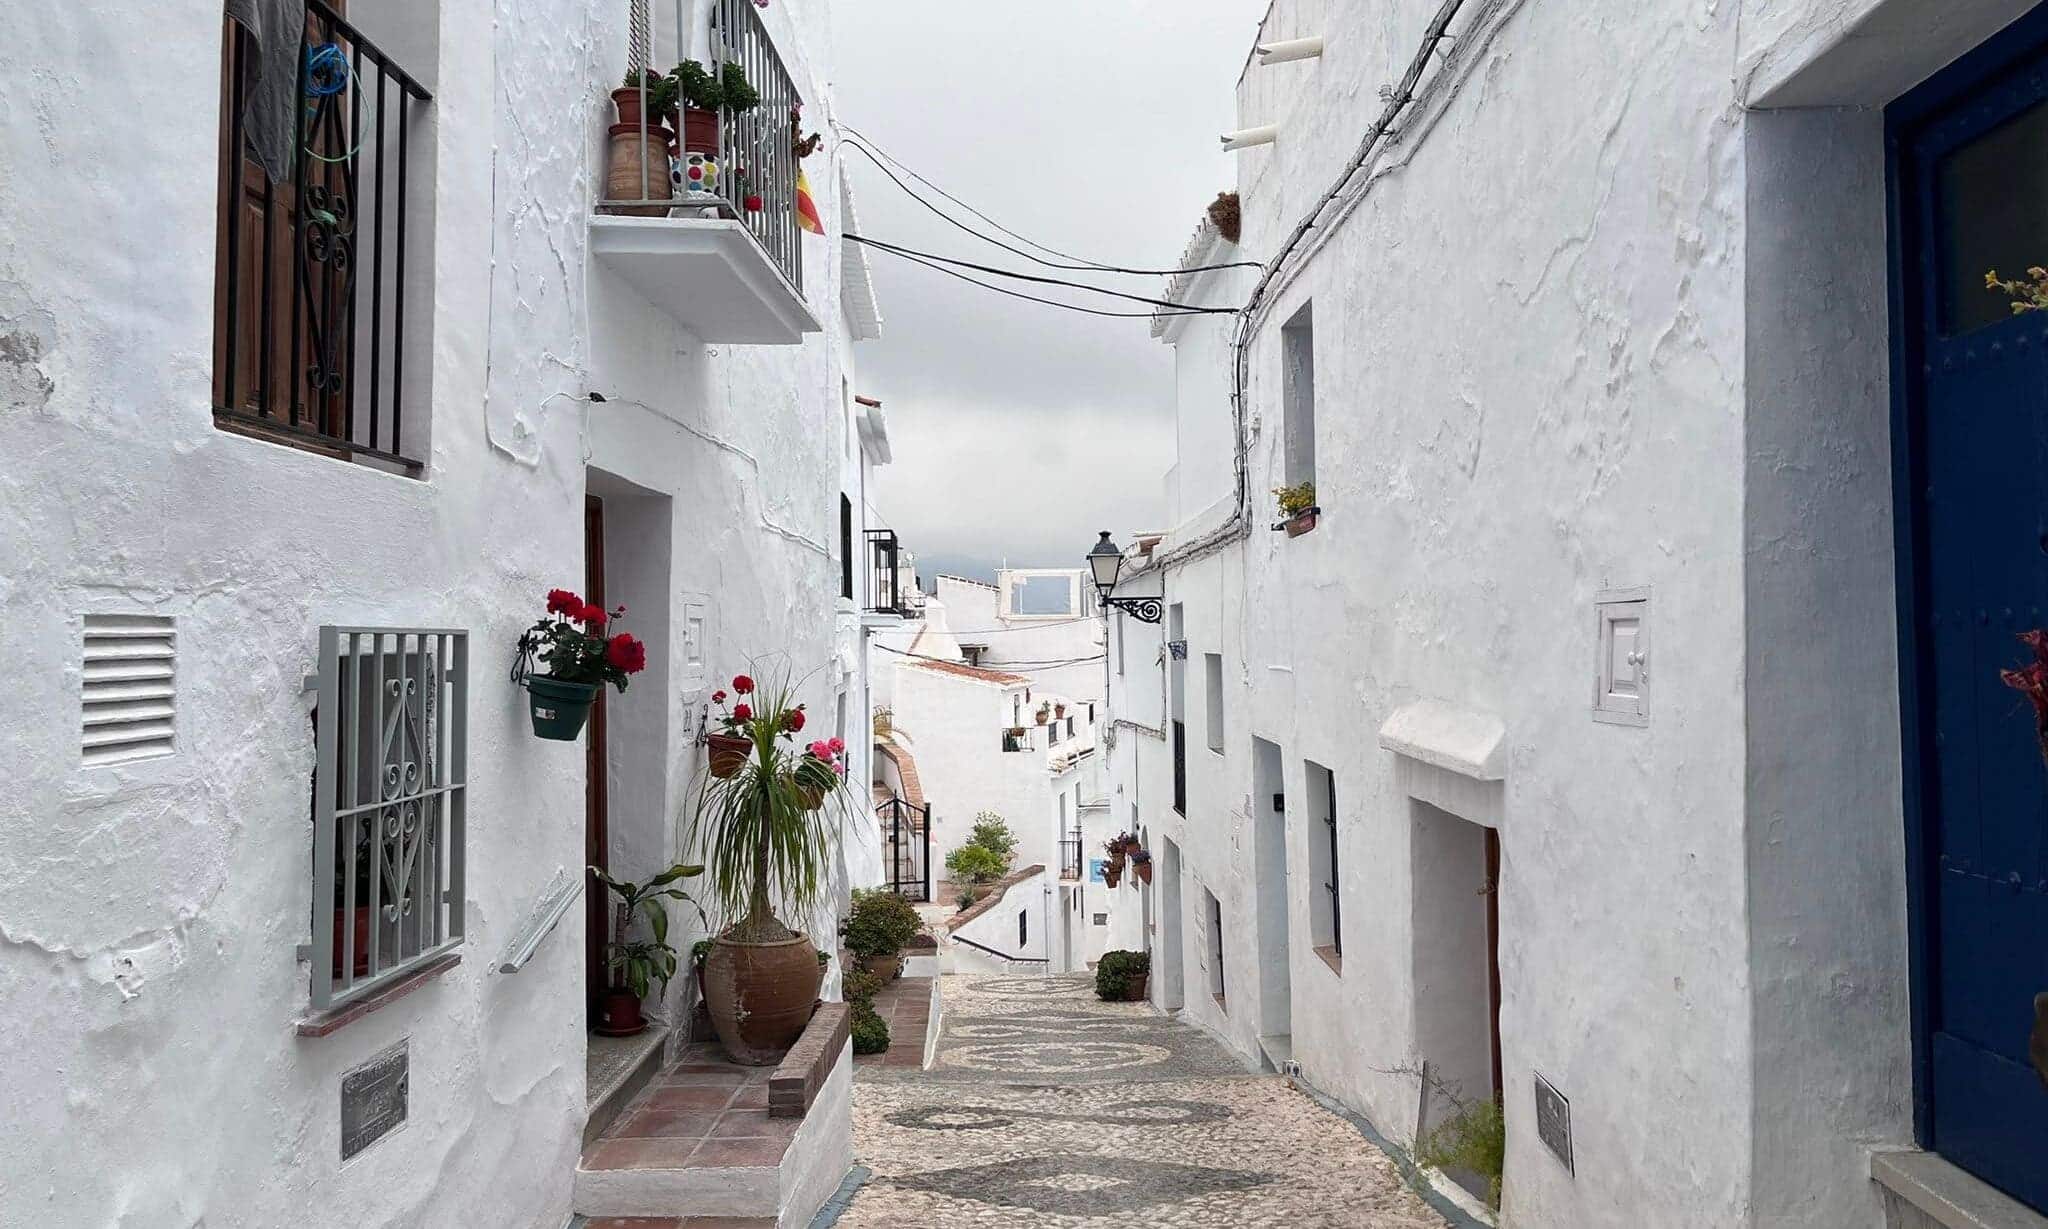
[[82, 614, 176, 766]]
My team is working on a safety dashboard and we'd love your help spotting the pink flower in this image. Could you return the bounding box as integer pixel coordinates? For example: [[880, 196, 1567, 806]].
[[827, 736, 844, 753]]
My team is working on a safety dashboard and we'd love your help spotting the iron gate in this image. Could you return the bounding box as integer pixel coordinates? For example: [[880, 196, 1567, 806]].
[[878, 796, 930, 902]]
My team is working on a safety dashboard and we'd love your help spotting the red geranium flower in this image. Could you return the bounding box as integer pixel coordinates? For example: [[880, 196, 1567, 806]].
[[785, 708, 806, 732], [606, 633, 646, 674], [827, 736, 844, 753], [712, 689, 727, 703], [546, 588, 583, 616], [581, 603, 608, 627], [733, 674, 755, 695], [732, 703, 752, 722]]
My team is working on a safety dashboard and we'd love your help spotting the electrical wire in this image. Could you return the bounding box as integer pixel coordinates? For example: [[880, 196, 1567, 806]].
[[840, 131, 1262, 276], [848, 234, 1237, 315], [850, 238, 1220, 319], [874, 643, 1106, 669]]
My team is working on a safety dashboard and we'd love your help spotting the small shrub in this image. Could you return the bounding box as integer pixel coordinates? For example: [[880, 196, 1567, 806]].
[[842, 888, 922, 961], [965, 812, 1017, 861], [851, 1004, 891, 1055], [1416, 1098, 1506, 1209], [945, 842, 1007, 885], [1273, 481, 1317, 517], [843, 967, 884, 1006], [1094, 949, 1150, 1001], [954, 885, 984, 912]]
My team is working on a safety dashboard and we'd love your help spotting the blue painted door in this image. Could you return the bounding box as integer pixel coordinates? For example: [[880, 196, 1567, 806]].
[[1893, 22, 2048, 1212]]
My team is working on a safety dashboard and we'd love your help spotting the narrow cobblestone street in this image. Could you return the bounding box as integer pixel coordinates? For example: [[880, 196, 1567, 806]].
[[839, 975, 1457, 1227]]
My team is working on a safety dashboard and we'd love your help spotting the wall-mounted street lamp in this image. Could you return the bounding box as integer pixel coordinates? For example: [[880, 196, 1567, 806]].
[[1086, 531, 1164, 624]]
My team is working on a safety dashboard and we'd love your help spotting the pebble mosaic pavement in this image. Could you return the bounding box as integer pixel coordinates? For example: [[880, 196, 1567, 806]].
[[840, 975, 1453, 1227]]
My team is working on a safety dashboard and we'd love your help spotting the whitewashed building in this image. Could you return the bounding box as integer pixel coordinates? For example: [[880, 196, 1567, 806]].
[[1105, 1, 2048, 1227], [0, 1, 889, 1224]]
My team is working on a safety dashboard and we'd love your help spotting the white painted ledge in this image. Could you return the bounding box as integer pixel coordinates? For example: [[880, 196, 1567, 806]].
[[1873, 1149, 2048, 1229], [1378, 701, 1506, 781], [589, 215, 821, 345]]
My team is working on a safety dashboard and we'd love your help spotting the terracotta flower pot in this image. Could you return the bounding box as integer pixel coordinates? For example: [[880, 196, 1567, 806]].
[[602, 122, 674, 217], [595, 987, 647, 1037], [1124, 973, 1149, 1002], [1284, 507, 1320, 538], [703, 931, 823, 1065], [1035, 712, 1049, 726], [1133, 860, 1154, 886], [612, 86, 651, 127], [331, 905, 371, 978], [706, 733, 751, 778], [680, 106, 719, 156], [861, 952, 903, 981], [1103, 863, 1122, 889]]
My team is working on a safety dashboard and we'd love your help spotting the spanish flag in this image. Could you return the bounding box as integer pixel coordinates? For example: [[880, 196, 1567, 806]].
[[795, 168, 823, 235]]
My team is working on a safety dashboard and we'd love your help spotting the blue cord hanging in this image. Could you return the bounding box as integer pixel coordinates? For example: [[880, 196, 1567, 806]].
[[300, 42, 376, 164]]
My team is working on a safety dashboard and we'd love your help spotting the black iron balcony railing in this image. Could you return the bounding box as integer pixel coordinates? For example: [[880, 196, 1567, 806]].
[[1059, 832, 1083, 881], [601, 0, 805, 294], [214, 0, 432, 469], [866, 529, 913, 616]]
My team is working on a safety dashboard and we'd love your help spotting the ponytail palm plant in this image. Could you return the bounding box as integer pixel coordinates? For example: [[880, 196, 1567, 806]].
[[690, 669, 847, 943]]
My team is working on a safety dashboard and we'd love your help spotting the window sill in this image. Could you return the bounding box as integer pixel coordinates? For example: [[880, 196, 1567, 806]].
[[1213, 992, 1228, 1012], [214, 410, 424, 477], [296, 952, 462, 1038], [1313, 944, 1342, 977]]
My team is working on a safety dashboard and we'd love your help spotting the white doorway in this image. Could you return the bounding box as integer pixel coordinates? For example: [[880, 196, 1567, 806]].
[[1251, 738, 1291, 1062]]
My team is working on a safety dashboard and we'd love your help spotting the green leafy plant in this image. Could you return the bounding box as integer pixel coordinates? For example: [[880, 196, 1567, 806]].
[[851, 1004, 891, 1055], [590, 862, 705, 1000], [945, 842, 1007, 885], [1094, 949, 1150, 1001], [955, 885, 985, 912], [1416, 1098, 1506, 1209], [674, 59, 761, 115], [686, 667, 847, 943], [842, 888, 922, 962], [965, 813, 1017, 862], [844, 966, 885, 1004], [1273, 481, 1317, 517], [621, 67, 680, 121]]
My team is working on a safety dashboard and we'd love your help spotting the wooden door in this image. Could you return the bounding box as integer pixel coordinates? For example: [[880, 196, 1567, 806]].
[[1892, 18, 2048, 1210], [585, 496, 611, 1017]]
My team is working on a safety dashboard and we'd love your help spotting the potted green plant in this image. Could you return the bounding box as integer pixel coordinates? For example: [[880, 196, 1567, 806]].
[[1095, 949, 1151, 1002], [1128, 846, 1154, 886], [612, 66, 679, 129], [513, 589, 646, 740], [845, 966, 891, 1055], [673, 59, 760, 156], [688, 667, 847, 1064], [589, 862, 705, 1037], [944, 842, 1006, 887], [1274, 481, 1319, 537], [1102, 831, 1136, 889], [842, 888, 922, 980], [605, 70, 677, 217], [1035, 701, 1051, 726]]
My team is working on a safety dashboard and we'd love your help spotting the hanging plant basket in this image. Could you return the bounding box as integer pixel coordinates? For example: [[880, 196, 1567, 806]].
[[1103, 862, 1123, 889], [526, 676, 600, 741], [706, 732, 752, 778], [1133, 859, 1154, 886]]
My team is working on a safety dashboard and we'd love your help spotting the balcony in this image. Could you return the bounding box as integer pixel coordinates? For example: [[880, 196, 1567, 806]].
[[1059, 832, 1083, 882], [864, 529, 916, 618], [589, 0, 820, 344]]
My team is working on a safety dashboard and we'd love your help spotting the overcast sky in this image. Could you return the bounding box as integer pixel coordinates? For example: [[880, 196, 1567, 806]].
[[833, 0, 1265, 586]]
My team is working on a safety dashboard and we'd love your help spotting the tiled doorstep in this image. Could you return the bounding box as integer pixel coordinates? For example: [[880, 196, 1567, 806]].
[[577, 1042, 854, 1225]]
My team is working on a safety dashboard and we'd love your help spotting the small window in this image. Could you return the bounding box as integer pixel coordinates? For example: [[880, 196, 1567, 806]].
[[1205, 886, 1226, 1005], [311, 627, 468, 1011], [1281, 303, 1316, 490], [1306, 759, 1341, 963], [839, 495, 854, 600], [1018, 909, 1028, 948], [1204, 653, 1225, 753]]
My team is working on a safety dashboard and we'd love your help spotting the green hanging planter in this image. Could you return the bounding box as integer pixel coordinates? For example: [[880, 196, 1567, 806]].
[[526, 676, 599, 740]]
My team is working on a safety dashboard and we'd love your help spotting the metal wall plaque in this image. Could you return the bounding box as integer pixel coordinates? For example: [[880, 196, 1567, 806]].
[[1534, 1072, 1573, 1175], [342, 1041, 409, 1162]]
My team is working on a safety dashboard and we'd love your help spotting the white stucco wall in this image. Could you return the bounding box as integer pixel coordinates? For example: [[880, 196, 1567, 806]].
[[0, 0, 874, 1223], [1097, 1, 2004, 1226]]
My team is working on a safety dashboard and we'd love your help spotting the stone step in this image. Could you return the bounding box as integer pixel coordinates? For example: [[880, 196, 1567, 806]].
[[586, 1023, 672, 1148], [575, 1050, 792, 1222], [579, 1218, 775, 1228]]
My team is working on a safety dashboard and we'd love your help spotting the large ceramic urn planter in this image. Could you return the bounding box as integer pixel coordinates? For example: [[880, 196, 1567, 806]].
[[526, 676, 599, 740], [703, 932, 823, 1065], [603, 123, 674, 217]]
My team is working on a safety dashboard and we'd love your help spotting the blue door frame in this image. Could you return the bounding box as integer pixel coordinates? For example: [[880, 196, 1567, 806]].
[[1888, 4, 2048, 1210]]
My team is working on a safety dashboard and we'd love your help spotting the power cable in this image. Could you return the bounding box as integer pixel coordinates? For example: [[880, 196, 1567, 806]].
[[874, 643, 1106, 669], [840, 131, 1262, 277], [849, 234, 1237, 315], [850, 238, 1219, 320]]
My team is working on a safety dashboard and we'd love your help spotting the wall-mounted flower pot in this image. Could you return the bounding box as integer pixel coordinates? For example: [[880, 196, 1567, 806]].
[[706, 733, 751, 778], [1133, 860, 1154, 886], [594, 988, 647, 1037], [679, 106, 719, 156], [331, 906, 371, 978], [1103, 863, 1123, 889], [526, 676, 599, 740], [1283, 506, 1321, 538], [602, 123, 675, 217]]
